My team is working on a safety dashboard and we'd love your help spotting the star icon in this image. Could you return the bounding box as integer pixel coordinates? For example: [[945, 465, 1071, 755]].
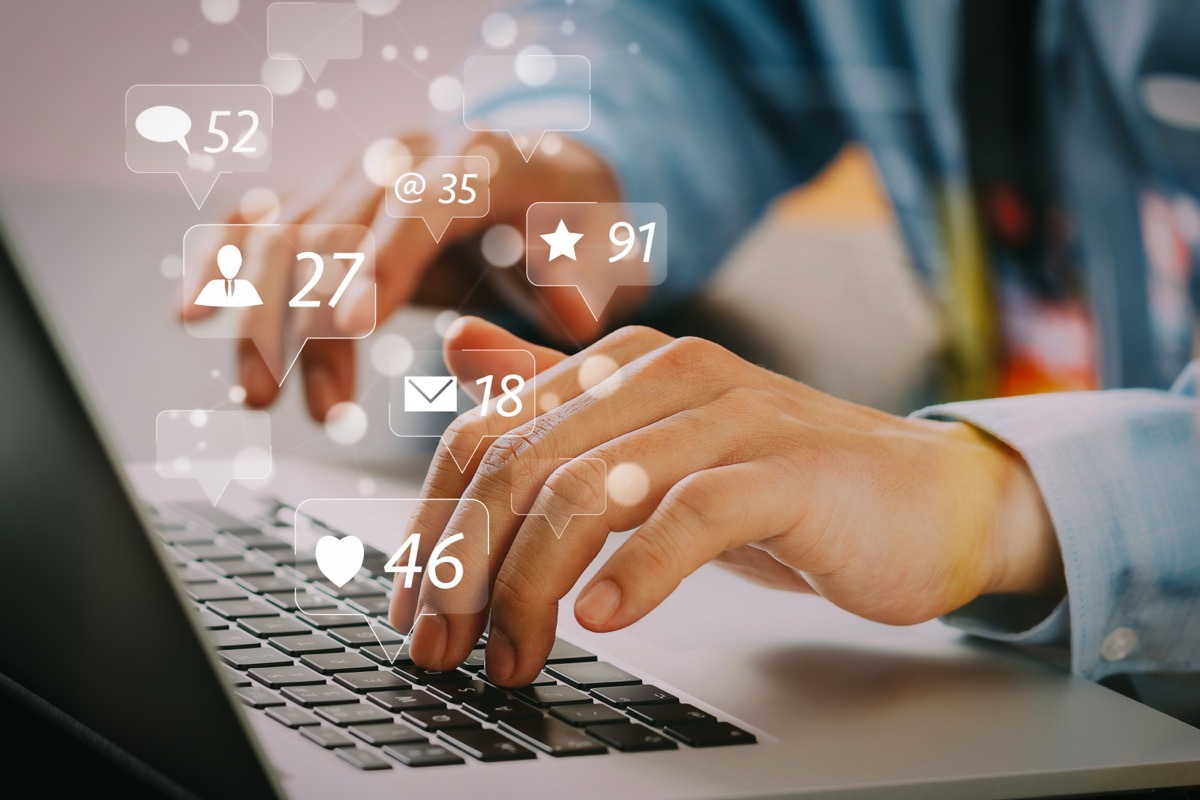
[[540, 219, 585, 262]]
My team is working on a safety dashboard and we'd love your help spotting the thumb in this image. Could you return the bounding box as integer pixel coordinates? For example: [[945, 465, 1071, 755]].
[[443, 316, 566, 403]]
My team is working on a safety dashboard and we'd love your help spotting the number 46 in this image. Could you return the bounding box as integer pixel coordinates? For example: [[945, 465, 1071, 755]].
[[384, 532, 464, 589]]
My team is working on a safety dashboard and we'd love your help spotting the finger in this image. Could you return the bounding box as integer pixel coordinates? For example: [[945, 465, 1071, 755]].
[[482, 391, 782, 685], [444, 316, 567, 402], [236, 229, 296, 406], [299, 339, 355, 421], [712, 546, 815, 593], [575, 461, 800, 632]]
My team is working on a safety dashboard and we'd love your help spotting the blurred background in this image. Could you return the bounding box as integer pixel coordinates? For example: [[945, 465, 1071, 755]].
[[0, 0, 939, 475]]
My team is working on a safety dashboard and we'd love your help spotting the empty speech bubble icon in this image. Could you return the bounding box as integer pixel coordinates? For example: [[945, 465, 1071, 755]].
[[135, 105, 192, 154], [156, 410, 272, 505], [268, 2, 363, 81]]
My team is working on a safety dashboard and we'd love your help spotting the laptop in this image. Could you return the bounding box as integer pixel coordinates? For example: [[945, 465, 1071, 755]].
[[3, 211, 1200, 800]]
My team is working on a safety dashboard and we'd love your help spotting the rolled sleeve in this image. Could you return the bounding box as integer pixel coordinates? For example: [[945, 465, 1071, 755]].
[[912, 360, 1200, 680]]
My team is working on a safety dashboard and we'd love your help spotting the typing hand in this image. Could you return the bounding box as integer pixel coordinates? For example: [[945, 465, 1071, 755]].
[[391, 317, 1065, 687], [177, 133, 630, 421]]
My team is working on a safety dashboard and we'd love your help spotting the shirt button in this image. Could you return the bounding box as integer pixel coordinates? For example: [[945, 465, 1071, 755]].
[[1101, 627, 1138, 661]]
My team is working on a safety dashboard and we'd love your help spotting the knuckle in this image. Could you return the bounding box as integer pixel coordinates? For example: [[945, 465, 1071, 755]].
[[540, 457, 608, 514], [442, 412, 494, 466], [650, 336, 726, 374], [635, 525, 685, 580], [599, 324, 665, 351], [476, 432, 534, 485], [492, 562, 549, 616]]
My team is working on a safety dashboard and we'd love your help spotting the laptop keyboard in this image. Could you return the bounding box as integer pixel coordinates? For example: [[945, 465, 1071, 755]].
[[150, 499, 756, 771]]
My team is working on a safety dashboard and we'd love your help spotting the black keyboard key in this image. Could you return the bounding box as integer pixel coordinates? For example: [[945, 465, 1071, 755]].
[[300, 726, 355, 749], [171, 502, 261, 536], [513, 684, 591, 707], [158, 529, 213, 545], [438, 728, 536, 762], [195, 609, 229, 630], [459, 648, 487, 672], [587, 722, 679, 752], [462, 697, 542, 724], [499, 717, 608, 757], [220, 648, 294, 670], [247, 665, 326, 689], [368, 689, 443, 713], [591, 684, 677, 708], [268, 633, 343, 656], [221, 665, 252, 687], [296, 612, 365, 630], [264, 590, 336, 612], [330, 626, 404, 648], [664, 721, 756, 748], [546, 661, 640, 689], [551, 703, 628, 727], [266, 706, 321, 728], [628, 703, 715, 727], [176, 543, 246, 562], [236, 687, 284, 708], [334, 670, 410, 693], [335, 747, 393, 771], [206, 558, 276, 578], [382, 743, 464, 767], [238, 616, 311, 638], [226, 531, 292, 551], [207, 629, 260, 649], [301, 652, 376, 674], [346, 595, 392, 616], [425, 679, 506, 705], [545, 639, 597, 664], [177, 565, 219, 583], [313, 577, 388, 600], [395, 666, 471, 685], [359, 545, 393, 577], [267, 551, 319, 568], [360, 645, 413, 667], [234, 574, 299, 595], [207, 599, 279, 620], [348, 722, 427, 746], [401, 708, 479, 732], [186, 582, 249, 603], [316, 703, 393, 727], [281, 684, 360, 707]]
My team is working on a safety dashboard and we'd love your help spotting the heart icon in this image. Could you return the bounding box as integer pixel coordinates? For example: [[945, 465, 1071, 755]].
[[314, 534, 365, 588]]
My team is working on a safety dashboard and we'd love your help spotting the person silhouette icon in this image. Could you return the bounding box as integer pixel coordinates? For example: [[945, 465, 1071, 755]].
[[193, 244, 263, 308]]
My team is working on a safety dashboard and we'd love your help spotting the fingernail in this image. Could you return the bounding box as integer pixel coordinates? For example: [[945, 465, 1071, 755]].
[[443, 315, 469, 341], [409, 606, 447, 666], [240, 357, 275, 405], [576, 579, 622, 627], [485, 628, 515, 683], [305, 363, 337, 418]]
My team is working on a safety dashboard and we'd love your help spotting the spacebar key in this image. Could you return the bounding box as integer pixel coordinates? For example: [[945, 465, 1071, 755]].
[[499, 717, 607, 757]]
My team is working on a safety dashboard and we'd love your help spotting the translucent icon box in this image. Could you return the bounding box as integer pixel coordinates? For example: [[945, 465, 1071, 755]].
[[526, 201, 668, 319], [126, 84, 272, 208], [463, 54, 591, 160], [388, 348, 539, 472], [156, 410, 271, 505], [182, 223, 376, 385], [383, 155, 491, 241], [292, 498, 490, 625], [508, 456, 608, 538], [268, 2, 363, 81]]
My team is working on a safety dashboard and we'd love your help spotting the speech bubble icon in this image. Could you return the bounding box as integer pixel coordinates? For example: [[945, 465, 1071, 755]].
[[156, 410, 272, 505], [182, 223, 376, 385], [463, 53, 591, 161], [508, 456, 607, 538], [292, 498, 491, 632], [383, 155, 490, 241], [525, 201, 668, 320], [388, 348, 539, 472], [135, 105, 192, 154], [126, 84, 273, 208], [268, 2, 363, 81]]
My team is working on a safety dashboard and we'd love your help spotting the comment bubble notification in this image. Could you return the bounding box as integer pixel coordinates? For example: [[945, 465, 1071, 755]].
[[526, 201, 668, 319], [508, 456, 607, 538], [388, 348, 538, 472], [182, 223, 376, 385], [383, 155, 490, 241], [292, 498, 490, 637], [463, 54, 591, 160], [156, 410, 272, 504], [126, 84, 272, 208], [268, 2, 364, 81]]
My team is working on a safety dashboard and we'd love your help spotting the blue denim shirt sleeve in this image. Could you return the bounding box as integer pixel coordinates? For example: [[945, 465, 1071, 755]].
[[471, 0, 848, 309], [912, 360, 1200, 680]]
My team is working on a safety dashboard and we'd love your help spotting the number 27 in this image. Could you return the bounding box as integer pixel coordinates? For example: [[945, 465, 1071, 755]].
[[289, 252, 364, 308]]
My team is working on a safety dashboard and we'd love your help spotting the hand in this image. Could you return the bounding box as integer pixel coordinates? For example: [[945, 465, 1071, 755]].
[[177, 133, 634, 420], [391, 317, 1065, 687]]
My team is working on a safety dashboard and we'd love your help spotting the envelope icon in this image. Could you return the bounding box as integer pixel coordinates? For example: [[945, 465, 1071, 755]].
[[404, 376, 458, 413]]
